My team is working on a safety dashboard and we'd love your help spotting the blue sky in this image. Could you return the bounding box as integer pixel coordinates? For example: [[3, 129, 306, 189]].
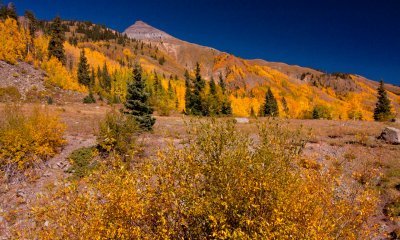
[[10, 0, 400, 85]]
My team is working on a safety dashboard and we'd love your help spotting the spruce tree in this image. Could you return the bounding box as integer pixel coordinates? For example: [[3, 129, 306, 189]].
[[90, 67, 96, 89], [124, 63, 155, 131], [209, 77, 217, 95], [101, 62, 111, 92], [184, 69, 193, 114], [373, 80, 393, 121], [264, 88, 279, 116], [77, 49, 90, 87], [218, 72, 226, 94], [192, 62, 205, 115], [48, 16, 66, 65]]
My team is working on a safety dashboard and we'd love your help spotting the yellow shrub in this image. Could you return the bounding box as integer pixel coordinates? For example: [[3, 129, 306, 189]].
[[0, 105, 66, 176], [19, 119, 378, 239]]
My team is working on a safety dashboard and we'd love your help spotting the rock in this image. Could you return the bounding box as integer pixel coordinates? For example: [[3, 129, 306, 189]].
[[379, 127, 400, 144], [16, 190, 26, 199], [44, 220, 49, 227], [235, 118, 250, 124]]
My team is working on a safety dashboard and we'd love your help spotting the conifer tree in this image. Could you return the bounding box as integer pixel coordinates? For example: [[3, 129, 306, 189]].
[[101, 62, 111, 92], [77, 49, 90, 87], [0, 2, 17, 21], [48, 16, 66, 65], [218, 72, 226, 94], [373, 80, 393, 121], [209, 77, 216, 95], [124, 63, 155, 131], [264, 87, 279, 116], [90, 67, 96, 89], [191, 62, 205, 115], [184, 69, 193, 114]]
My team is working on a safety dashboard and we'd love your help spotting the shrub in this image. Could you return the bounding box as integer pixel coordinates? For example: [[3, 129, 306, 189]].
[[0, 86, 21, 102], [66, 147, 97, 179], [0, 105, 66, 178], [22, 119, 378, 239], [83, 92, 96, 104], [97, 110, 138, 157]]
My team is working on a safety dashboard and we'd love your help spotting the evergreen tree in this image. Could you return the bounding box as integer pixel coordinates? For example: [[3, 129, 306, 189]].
[[77, 49, 90, 87], [281, 97, 289, 114], [191, 62, 205, 115], [209, 77, 216, 95], [48, 16, 66, 65], [24, 10, 37, 38], [184, 69, 193, 114], [90, 67, 96, 89], [124, 63, 155, 131], [373, 80, 393, 121], [0, 2, 17, 21], [264, 88, 279, 116], [218, 72, 226, 94], [101, 62, 111, 92]]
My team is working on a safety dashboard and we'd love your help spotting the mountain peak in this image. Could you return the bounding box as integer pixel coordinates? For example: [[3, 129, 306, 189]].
[[124, 20, 174, 41]]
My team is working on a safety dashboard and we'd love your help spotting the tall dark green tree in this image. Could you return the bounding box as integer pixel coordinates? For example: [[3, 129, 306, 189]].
[[24, 10, 37, 38], [191, 62, 205, 115], [281, 97, 289, 114], [218, 72, 226, 94], [0, 2, 17, 21], [373, 80, 393, 121], [77, 49, 90, 87], [264, 88, 279, 116], [209, 77, 217, 95], [48, 16, 66, 65], [101, 62, 111, 92], [124, 63, 155, 131], [184, 69, 193, 114], [90, 67, 96, 89]]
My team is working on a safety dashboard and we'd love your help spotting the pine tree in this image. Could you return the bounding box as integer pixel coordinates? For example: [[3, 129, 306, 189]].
[[184, 69, 193, 114], [101, 62, 111, 92], [373, 80, 393, 121], [77, 49, 90, 87], [90, 67, 96, 89], [0, 2, 17, 21], [264, 88, 279, 116], [24, 10, 37, 55], [218, 72, 226, 94], [192, 62, 205, 115], [48, 16, 66, 65], [124, 63, 155, 131], [209, 77, 216, 95]]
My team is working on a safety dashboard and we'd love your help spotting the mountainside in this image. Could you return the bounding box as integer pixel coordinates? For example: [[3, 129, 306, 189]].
[[123, 21, 400, 119], [1, 15, 399, 119]]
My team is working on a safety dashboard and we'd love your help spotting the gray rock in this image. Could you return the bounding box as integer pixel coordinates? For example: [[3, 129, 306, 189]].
[[16, 190, 26, 199], [235, 118, 250, 124], [379, 127, 400, 144]]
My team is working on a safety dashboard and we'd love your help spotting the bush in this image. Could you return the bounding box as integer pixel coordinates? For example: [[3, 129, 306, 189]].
[[66, 147, 97, 179], [97, 110, 138, 157], [83, 92, 96, 104], [0, 86, 21, 102], [0, 105, 66, 178], [22, 119, 378, 239]]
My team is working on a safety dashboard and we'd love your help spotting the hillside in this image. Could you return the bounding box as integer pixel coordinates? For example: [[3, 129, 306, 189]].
[[123, 20, 400, 119], [0, 14, 399, 119]]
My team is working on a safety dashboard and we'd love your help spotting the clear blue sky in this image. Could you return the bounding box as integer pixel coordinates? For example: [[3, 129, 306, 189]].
[[10, 0, 400, 85]]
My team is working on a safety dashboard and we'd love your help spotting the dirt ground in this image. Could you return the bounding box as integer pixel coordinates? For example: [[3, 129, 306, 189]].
[[0, 103, 399, 238]]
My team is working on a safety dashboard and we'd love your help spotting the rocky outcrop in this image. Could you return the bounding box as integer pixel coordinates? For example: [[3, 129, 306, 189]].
[[379, 127, 400, 144]]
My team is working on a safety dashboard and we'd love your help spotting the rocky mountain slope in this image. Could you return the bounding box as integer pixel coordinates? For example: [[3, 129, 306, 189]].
[[122, 21, 400, 118]]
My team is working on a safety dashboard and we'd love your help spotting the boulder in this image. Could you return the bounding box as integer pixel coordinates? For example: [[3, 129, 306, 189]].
[[235, 118, 250, 124], [379, 127, 400, 144]]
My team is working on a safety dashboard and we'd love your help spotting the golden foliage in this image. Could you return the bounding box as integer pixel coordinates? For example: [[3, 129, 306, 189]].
[[20, 120, 377, 239], [41, 57, 87, 92], [0, 105, 66, 176], [0, 18, 30, 64]]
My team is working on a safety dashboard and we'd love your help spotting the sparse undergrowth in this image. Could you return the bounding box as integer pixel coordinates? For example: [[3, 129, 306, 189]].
[[15, 119, 378, 239]]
